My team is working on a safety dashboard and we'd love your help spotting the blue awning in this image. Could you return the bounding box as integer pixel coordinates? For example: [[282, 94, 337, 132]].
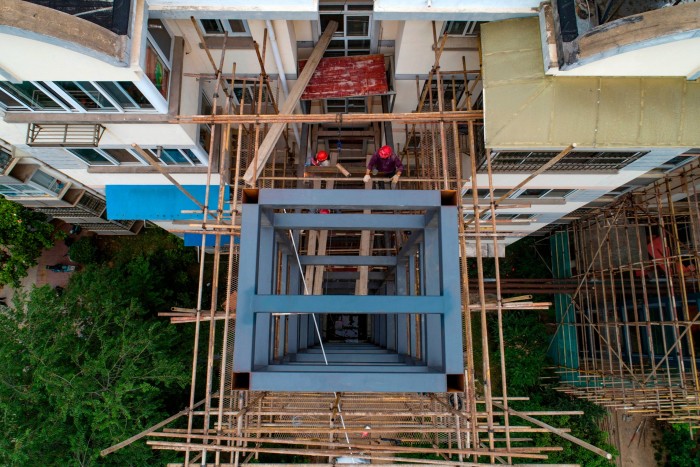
[[105, 185, 227, 221], [184, 233, 239, 247]]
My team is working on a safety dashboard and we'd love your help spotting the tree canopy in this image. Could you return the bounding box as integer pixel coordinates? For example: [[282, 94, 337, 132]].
[[0, 197, 62, 286], [0, 229, 197, 466]]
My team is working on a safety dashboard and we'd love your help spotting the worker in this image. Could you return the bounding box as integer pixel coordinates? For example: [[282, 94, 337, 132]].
[[647, 228, 696, 276], [363, 145, 403, 188], [304, 150, 330, 180], [310, 150, 330, 167]]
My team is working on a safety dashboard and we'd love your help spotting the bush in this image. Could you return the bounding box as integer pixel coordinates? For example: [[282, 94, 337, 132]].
[[68, 237, 99, 264]]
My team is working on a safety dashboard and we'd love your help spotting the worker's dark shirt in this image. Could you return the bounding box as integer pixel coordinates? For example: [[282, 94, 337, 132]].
[[367, 152, 404, 174]]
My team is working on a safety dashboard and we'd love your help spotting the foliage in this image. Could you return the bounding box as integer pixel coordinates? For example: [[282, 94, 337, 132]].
[[0, 228, 197, 466], [654, 423, 700, 466], [0, 197, 64, 286], [69, 237, 100, 264]]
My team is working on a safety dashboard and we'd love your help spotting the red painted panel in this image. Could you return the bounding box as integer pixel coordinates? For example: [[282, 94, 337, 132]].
[[299, 54, 388, 100]]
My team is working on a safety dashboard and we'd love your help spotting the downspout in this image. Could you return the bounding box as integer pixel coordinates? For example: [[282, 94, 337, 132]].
[[265, 20, 302, 150]]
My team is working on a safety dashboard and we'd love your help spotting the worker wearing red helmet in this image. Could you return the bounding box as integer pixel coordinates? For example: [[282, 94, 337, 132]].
[[363, 145, 403, 186], [311, 150, 330, 167]]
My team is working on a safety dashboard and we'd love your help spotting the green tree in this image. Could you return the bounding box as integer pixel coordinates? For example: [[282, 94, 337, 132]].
[[654, 423, 700, 466], [0, 229, 196, 466], [0, 197, 63, 286]]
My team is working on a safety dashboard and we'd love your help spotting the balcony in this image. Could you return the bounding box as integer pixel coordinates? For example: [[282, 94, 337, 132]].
[[1, 0, 131, 67], [21, 0, 131, 35], [544, 1, 700, 77]]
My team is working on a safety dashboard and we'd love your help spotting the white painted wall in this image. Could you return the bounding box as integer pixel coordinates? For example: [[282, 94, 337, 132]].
[[374, 0, 540, 20], [60, 170, 221, 189], [553, 37, 700, 78], [146, 0, 319, 20], [0, 34, 138, 82]]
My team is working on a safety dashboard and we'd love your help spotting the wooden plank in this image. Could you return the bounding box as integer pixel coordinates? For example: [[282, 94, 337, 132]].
[[243, 21, 337, 186]]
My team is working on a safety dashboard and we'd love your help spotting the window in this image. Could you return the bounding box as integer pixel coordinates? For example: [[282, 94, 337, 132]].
[[0, 81, 156, 112], [463, 188, 511, 198], [145, 148, 203, 166], [442, 21, 483, 37], [51, 82, 117, 112], [319, 3, 372, 57], [146, 42, 170, 98], [199, 93, 213, 153], [0, 82, 67, 111], [67, 146, 202, 166], [198, 19, 250, 36], [29, 170, 65, 194], [511, 188, 575, 199], [148, 19, 172, 59], [325, 98, 366, 113], [68, 148, 115, 166], [99, 82, 154, 110], [0, 183, 50, 198]]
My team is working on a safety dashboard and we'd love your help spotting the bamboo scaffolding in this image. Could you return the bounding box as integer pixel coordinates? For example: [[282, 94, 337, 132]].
[[553, 160, 700, 425], [99, 31, 617, 465]]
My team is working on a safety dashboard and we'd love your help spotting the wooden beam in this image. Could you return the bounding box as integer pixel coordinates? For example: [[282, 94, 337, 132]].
[[243, 21, 338, 186]]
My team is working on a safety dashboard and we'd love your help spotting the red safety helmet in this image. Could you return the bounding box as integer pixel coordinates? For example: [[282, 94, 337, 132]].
[[316, 150, 329, 162], [378, 145, 392, 159], [319, 209, 330, 214]]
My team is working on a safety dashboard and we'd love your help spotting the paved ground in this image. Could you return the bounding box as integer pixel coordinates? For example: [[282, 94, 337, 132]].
[[0, 221, 90, 304]]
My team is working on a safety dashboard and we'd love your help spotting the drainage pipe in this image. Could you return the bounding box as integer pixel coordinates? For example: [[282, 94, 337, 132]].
[[266, 19, 302, 151]]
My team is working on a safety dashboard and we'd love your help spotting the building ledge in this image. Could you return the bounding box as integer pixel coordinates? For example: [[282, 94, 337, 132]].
[[548, 2, 700, 78], [0, 0, 128, 68]]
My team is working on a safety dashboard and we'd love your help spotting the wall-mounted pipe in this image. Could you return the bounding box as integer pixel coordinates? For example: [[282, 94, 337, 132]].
[[265, 20, 302, 152]]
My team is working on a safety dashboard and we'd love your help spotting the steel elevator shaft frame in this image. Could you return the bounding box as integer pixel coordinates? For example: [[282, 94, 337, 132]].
[[232, 189, 465, 392]]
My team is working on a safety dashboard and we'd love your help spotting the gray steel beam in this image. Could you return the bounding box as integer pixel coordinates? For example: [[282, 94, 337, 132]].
[[299, 256, 397, 266], [273, 213, 426, 230], [233, 203, 261, 373], [258, 189, 442, 210], [250, 371, 447, 392], [253, 296, 444, 314]]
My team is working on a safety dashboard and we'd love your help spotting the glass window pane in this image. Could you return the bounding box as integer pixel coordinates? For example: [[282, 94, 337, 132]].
[[160, 148, 188, 165], [30, 170, 63, 193], [347, 4, 373, 10], [228, 20, 247, 34], [348, 39, 370, 49], [445, 21, 467, 35], [68, 148, 114, 165], [346, 16, 369, 36], [0, 82, 62, 110], [519, 189, 549, 198], [55, 81, 116, 111], [148, 19, 172, 59], [104, 82, 154, 110], [103, 148, 139, 163], [182, 149, 202, 165], [146, 42, 170, 98], [201, 19, 225, 34], [0, 88, 25, 110], [544, 189, 574, 198], [0, 184, 46, 197], [321, 14, 344, 34]]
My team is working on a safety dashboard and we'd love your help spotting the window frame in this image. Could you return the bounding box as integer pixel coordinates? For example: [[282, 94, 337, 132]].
[[197, 19, 251, 36], [441, 21, 484, 37], [0, 81, 157, 113], [319, 3, 373, 57]]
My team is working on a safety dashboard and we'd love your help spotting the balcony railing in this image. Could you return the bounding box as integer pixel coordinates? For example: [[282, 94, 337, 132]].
[[22, 0, 131, 35]]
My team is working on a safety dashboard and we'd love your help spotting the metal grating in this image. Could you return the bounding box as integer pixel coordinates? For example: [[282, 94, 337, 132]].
[[479, 150, 647, 172], [26, 123, 106, 147]]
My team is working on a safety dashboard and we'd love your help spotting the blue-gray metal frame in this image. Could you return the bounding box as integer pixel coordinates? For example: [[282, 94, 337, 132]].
[[233, 189, 463, 392]]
